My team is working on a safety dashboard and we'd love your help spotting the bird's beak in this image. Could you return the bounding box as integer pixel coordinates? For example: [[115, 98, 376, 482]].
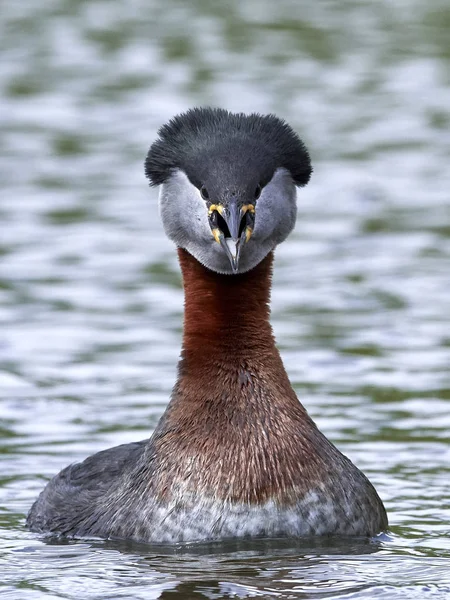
[[218, 230, 246, 274], [209, 202, 255, 273], [220, 202, 243, 273]]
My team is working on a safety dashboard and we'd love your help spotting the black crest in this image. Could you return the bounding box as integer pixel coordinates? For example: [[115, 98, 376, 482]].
[[145, 108, 312, 190]]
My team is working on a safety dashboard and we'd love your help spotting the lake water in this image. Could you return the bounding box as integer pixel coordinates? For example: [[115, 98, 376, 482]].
[[1, 0, 449, 598]]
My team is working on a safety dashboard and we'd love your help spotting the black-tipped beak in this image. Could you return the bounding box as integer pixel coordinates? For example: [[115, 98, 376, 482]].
[[220, 202, 248, 273], [209, 201, 254, 273]]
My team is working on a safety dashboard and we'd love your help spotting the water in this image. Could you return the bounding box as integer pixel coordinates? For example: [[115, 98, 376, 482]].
[[1, 0, 449, 597]]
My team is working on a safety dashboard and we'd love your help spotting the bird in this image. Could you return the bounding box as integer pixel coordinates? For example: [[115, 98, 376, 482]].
[[27, 108, 388, 543]]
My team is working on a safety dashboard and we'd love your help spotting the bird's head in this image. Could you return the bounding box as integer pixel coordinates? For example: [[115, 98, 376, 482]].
[[145, 108, 312, 274]]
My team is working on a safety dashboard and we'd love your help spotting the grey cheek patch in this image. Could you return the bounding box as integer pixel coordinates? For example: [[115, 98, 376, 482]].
[[253, 168, 297, 243], [159, 170, 212, 246]]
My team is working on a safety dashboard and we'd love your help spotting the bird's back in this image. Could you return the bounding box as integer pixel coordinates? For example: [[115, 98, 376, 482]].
[[27, 440, 147, 536]]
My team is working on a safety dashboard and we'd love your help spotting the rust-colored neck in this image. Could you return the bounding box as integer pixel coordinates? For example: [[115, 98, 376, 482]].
[[150, 249, 324, 505], [178, 248, 275, 365]]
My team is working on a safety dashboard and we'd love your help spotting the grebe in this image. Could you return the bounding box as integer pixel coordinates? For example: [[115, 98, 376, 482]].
[[27, 108, 388, 542]]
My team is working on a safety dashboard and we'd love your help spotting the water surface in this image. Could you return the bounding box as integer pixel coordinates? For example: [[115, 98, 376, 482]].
[[1, 0, 449, 598]]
